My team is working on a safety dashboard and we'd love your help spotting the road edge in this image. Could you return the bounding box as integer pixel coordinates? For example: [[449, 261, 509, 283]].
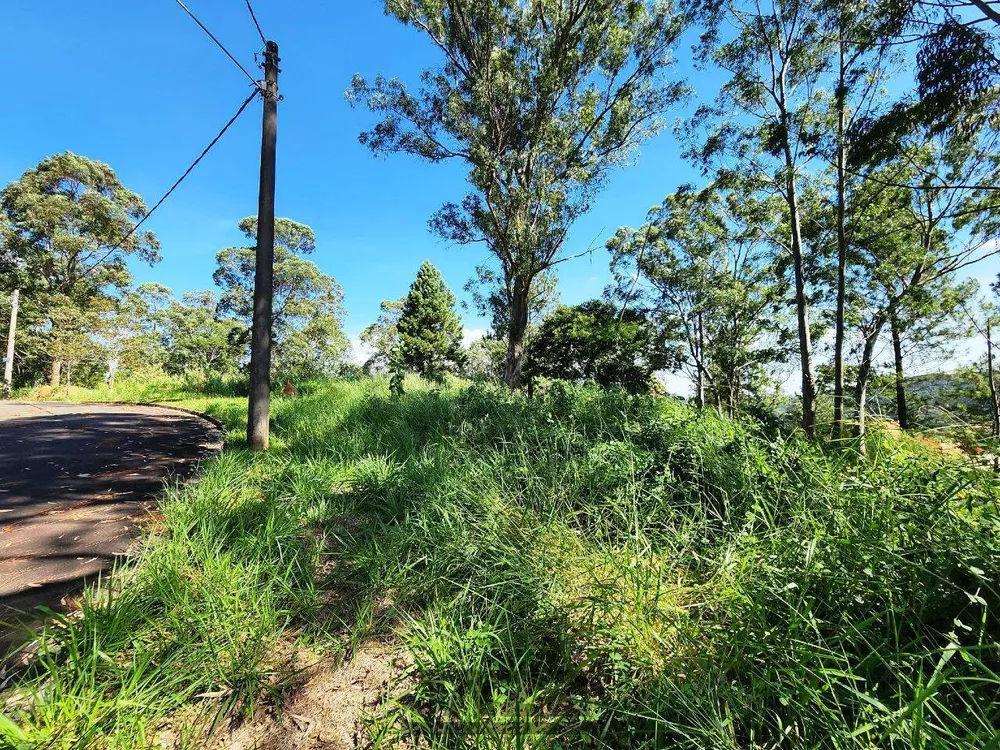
[[0, 400, 227, 652], [92, 401, 224, 432]]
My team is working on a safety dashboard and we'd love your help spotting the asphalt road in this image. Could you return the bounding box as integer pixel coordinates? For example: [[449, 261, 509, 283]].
[[0, 402, 223, 622]]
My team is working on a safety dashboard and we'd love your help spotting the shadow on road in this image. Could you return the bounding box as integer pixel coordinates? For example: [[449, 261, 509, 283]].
[[0, 402, 222, 636]]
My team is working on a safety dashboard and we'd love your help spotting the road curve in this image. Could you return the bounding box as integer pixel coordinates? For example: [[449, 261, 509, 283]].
[[0, 402, 223, 622]]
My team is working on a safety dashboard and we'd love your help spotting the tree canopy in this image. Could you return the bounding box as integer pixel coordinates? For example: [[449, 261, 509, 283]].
[[213, 217, 347, 381], [350, 0, 688, 388], [1, 152, 159, 298], [609, 185, 790, 412], [525, 300, 670, 394], [360, 297, 405, 373]]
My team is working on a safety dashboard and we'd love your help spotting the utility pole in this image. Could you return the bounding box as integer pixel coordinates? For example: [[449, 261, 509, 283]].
[[3, 289, 19, 399], [248, 40, 279, 450]]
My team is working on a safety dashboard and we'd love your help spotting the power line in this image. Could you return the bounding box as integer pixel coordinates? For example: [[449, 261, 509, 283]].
[[246, 0, 267, 46], [842, 160, 1000, 193], [130, 89, 260, 237], [81, 89, 261, 279], [173, 0, 260, 88]]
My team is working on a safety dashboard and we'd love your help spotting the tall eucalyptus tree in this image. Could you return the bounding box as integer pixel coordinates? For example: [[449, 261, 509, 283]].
[[688, 0, 830, 434], [818, 0, 901, 438], [349, 0, 687, 388]]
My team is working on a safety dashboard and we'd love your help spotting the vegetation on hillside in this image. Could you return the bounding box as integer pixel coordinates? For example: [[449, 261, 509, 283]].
[[2, 377, 998, 748]]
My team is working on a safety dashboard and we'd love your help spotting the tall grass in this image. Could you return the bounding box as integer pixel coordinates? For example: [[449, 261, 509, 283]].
[[30, 372, 248, 407], [2, 377, 998, 748]]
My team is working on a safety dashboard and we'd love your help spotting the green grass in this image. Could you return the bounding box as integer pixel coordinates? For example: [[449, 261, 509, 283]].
[[2, 377, 999, 748]]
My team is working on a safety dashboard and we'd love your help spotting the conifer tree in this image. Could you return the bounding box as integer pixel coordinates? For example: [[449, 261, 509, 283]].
[[395, 261, 465, 385]]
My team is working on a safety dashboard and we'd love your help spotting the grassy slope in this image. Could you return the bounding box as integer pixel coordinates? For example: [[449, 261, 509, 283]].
[[2, 377, 999, 749]]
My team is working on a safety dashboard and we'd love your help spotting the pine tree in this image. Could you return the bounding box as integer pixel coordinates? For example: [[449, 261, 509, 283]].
[[396, 261, 465, 385]]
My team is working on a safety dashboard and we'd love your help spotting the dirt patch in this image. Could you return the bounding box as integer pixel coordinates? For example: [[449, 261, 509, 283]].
[[156, 642, 412, 750]]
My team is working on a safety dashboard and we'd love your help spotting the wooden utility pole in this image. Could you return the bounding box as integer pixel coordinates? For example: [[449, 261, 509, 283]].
[[3, 289, 19, 399], [248, 40, 279, 450]]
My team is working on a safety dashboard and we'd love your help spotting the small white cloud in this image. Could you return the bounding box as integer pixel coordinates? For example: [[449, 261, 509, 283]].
[[656, 370, 690, 398], [348, 336, 373, 366], [463, 328, 487, 347]]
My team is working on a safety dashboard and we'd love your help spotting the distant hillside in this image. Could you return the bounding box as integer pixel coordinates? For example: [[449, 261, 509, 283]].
[[868, 369, 993, 430]]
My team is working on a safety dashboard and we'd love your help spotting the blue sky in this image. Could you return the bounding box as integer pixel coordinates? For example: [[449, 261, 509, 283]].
[[2, 1, 704, 350], [4, 1, 996, 391]]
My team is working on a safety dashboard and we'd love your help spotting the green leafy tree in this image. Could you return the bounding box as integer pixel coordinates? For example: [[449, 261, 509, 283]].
[[814, 0, 902, 439], [349, 0, 687, 389], [464, 335, 507, 382], [1, 152, 160, 385], [887, 277, 976, 429], [99, 283, 172, 389], [46, 296, 107, 389], [0, 214, 19, 289], [0, 288, 50, 390], [850, 0, 1000, 160], [213, 217, 348, 381], [277, 311, 351, 380], [395, 261, 465, 385], [524, 300, 669, 394], [608, 185, 790, 413], [163, 291, 244, 379], [359, 297, 405, 373], [689, 0, 830, 434], [969, 298, 1000, 461], [848, 134, 996, 441]]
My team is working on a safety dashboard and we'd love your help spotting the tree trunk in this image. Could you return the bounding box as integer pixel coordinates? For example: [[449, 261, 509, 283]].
[[854, 375, 869, 456], [890, 310, 908, 430], [784, 167, 818, 436], [50, 359, 62, 388], [854, 316, 886, 453], [775, 68, 818, 437], [695, 310, 706, 409], [987, 319, 999, 471], [832, 41, 849, 440], [503, 277, 530, 390]]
